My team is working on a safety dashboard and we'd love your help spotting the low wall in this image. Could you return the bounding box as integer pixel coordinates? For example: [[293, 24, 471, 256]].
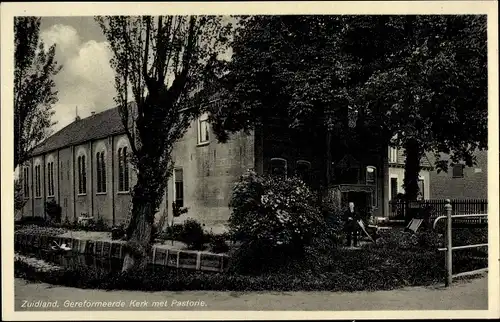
[[14, 233, 230, 273]]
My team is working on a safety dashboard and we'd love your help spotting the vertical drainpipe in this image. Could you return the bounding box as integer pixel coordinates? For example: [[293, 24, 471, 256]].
[[57, 149, 60, 205], [72, 146, 76, 221], [110, 136, 115, 225], [383, 148, 390, 218], [42, 154, 46, 219], [90, 141, 94, 218], [31, 157, 34, 216]]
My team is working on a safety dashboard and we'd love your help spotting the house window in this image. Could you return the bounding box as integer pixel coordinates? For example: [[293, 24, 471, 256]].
[[198, 113, 210, 144], [174, 168, 184, 208], [118, 147, 130, 192], [34, 164, 41, 197], [270, 158, 287, 178], [47, 161, 55, 197], [96, 151, 107, 193], [452, 164, 464, 178], [296, 160, 311, 183], [418, 178, 425, 200], [77, 155, 87, 194], [23, 167, 29, 197], [388, 147, 398, 163]]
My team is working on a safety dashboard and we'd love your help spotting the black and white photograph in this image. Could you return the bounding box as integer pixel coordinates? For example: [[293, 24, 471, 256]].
[[1, 1, 499, 320]]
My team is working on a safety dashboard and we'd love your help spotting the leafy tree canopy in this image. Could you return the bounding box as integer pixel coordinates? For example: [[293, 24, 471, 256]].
[[14, 16, 61, 169], [209, 15, 487, 200]]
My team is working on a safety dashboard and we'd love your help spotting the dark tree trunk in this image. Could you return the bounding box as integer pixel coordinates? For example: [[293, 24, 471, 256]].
[[122, 173, 157, 272], [403, 138, 423, 201], [403, 138, 424, 223]]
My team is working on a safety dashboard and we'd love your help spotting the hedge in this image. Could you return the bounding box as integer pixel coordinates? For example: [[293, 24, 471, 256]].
[[15, 247, 451, 292]]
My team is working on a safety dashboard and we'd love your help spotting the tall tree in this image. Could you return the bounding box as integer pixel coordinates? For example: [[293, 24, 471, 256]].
[[96, 16, 231, 271], [14, 17, 61, 169], [211, 15, 487, 203], [345, 15, 487, 200], [209, 16, 392, 188]]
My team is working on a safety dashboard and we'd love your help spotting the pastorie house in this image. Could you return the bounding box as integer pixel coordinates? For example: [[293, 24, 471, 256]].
[[19, 102, 437, 233]]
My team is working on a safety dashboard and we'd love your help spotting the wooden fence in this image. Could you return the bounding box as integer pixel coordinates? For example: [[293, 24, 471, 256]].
[[388, 199, 488, 224]]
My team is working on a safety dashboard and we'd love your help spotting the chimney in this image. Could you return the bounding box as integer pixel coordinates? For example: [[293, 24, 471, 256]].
[[75, 106, 80, 121]]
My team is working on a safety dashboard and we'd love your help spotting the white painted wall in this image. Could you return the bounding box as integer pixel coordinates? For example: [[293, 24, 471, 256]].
[[388, 167, 431, 200]]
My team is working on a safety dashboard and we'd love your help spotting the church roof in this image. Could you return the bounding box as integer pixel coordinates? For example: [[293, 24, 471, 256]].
[[30, 105, 128, 156]]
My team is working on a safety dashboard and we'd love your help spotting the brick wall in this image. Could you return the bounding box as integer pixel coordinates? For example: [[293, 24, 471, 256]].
[[429, 150, 487, 199]]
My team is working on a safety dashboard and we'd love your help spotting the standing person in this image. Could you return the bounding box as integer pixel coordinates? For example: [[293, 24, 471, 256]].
[[343, 202, 359, 247]]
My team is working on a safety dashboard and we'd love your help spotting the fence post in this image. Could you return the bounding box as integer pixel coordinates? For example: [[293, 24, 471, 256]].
[[445, 199, 453, 287]]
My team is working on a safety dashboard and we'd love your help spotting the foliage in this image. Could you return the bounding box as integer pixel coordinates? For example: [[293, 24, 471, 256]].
[[178, 219, 206, 250], [96, 15, 233, 270], [209, 234, 230, 253], [111, 225, 126, 240], [228, 170, 326, 273], [17, 247, 483, 292], [342, 15, 487, 200], [14, 17, 62, 168], [45, 199, 62, 223], [15, 224, 68, 238], [160, 224, 185, 241], [210, 15, 487, 202], [172, 202, 189, 218], [14, 179, 27, 211], [15, 216, 47, 226], [318, 194, 346, 246], [371, 229, 443, 251]]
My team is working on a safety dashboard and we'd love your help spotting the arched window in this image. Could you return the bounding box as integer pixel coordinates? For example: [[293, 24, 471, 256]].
[[118, 147, 129, 192], [47, 161, 55, 196], [23, 166, 29, 197], [77, 155, 87, 194], [96, 151, 107, 193], [270, 158, 287, 178], [34, 162, 41, 197]]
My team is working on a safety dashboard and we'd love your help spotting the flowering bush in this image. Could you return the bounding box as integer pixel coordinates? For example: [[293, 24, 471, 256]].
[[228, 170, 325, 273]]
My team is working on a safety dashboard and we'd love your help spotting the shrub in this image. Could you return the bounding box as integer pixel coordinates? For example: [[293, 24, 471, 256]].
[[15, 216, 48, 226], [93, 216, 108, 231], [371, 229, 443, 251], [178, 219, 206, 250], [209, 234, 229, 253], [45, 199, 62, 223], [14, 247, 461, 293], [319, 195, 346, 246], [161, 224, 184, 241], [228, 170, 326, 273], [172, 202, 189, 218], [14, 180, 27, 211], [111, 225, 126, 240]]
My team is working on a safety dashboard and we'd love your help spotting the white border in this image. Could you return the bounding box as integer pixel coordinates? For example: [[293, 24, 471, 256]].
[[2, 1, 499, 320]]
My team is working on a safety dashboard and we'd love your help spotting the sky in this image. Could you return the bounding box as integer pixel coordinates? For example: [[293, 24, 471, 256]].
[[39, 16, 235, 133], [40, 17, 120, 132]]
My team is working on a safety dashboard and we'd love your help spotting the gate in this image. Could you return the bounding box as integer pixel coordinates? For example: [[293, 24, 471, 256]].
[[433, 200, 488, 286]]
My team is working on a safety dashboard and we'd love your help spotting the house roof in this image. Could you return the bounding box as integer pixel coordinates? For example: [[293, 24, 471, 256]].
[[29, 93, 219, 157], [31, 106, 127, 156]]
